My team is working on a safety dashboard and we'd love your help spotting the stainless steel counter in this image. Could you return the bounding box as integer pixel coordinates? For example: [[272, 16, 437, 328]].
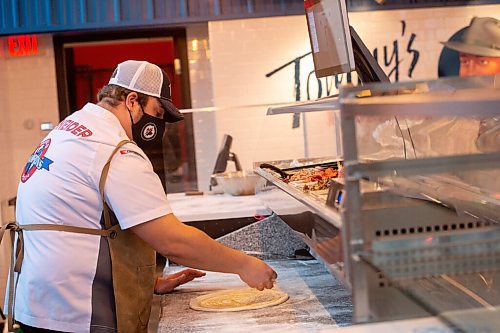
[[157, 259, 352, 332]]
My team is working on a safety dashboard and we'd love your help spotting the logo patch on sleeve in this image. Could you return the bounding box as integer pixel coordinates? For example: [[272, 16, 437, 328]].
[[119, 149, 144, 159], [21, 138, 54, 183]]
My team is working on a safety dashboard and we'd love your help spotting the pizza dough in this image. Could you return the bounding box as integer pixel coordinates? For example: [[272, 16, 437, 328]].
[[189, 288, 289, 312]]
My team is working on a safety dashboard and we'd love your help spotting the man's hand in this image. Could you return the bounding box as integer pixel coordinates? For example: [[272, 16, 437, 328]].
[[238, 256, 277, 291], [154, 268, 206, 294]]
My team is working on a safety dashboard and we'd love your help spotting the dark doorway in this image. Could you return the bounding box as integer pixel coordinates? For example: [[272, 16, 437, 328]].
[[53, 28, 197, 193]]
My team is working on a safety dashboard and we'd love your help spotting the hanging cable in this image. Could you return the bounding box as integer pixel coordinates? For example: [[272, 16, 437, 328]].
[[394, 116, 407, 160], [405, 120, 418, 159]]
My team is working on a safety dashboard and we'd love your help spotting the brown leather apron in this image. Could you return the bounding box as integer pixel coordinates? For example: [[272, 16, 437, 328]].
[[2, 140, 156, 333]]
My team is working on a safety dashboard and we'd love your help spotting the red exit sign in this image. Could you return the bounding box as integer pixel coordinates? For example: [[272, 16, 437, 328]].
[[8, 35, 39, 57]]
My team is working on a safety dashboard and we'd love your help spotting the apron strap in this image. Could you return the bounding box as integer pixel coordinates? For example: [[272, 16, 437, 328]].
[[14, 224, 114, 272], [0, 223, 16, 332], [98, 140, 134, 230], [8, 229, 18, 332], [0, 222, 21, 332], [21, 223, 114, 236], [1, 222, 115, 332]]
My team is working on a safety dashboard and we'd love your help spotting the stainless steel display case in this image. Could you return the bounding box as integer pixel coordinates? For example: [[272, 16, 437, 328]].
[[341, 75, 500, 330], [255, 74, 500, 330]]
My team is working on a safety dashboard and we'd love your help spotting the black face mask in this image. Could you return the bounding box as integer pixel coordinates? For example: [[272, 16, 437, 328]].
[[128, 104, 166, 152]]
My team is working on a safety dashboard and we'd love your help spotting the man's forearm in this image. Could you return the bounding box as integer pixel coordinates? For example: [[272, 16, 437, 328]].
[[132, 214, 249, 275], [162, 224, 250, 273]]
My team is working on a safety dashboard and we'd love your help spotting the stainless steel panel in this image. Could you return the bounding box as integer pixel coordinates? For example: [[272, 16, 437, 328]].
[[339, 74, 500, 324]]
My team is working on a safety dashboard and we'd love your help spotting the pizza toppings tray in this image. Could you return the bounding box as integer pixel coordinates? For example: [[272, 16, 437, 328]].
[[259, 159, 343, 205]]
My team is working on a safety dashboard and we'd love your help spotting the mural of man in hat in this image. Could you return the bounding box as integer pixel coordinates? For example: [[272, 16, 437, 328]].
[[442, 16, 499, 153], [442, 16, 500, 77], [367, 17, 498, 165]]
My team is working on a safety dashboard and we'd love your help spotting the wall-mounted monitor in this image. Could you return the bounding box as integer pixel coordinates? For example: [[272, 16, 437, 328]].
[[210, 134, 242, 187], [305, 0, 355, 78], [212, 134, 233, 176]]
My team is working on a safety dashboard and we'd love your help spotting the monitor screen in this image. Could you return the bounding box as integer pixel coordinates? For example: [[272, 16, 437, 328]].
[[210, 134, 242, 187], [305, 0, 355, 78]]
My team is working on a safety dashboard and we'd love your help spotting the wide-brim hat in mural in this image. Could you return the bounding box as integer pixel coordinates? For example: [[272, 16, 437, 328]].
[[441, 17, 500, 57]]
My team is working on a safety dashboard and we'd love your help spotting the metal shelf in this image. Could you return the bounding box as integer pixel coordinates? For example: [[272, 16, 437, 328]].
[[340, 75, 500, 118], [346, 152, 500, 180], [267, 95, 340, 115]]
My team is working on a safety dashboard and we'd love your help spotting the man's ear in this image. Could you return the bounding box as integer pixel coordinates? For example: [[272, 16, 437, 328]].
[[125, 92, 139, 108]]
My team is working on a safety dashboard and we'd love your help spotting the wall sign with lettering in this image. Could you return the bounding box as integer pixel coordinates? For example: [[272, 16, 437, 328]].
[[4, 34, 42, 57]]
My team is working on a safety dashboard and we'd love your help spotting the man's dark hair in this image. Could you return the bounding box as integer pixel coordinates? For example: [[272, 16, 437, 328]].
[[97, 84, 149, 107]]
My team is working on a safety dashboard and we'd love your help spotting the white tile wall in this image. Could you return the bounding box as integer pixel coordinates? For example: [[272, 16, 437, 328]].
[[351, 5, 500, 82], [0, 35, 59, 220], [186, 23, 220, 191], [0, 43, 14, 221]]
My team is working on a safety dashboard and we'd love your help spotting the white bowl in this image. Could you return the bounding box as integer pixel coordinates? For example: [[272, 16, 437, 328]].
[[212, 171, 264, 196]]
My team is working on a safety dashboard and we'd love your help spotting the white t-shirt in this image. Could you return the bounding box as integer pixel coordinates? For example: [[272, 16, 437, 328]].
[[12, 103, 171, 332]]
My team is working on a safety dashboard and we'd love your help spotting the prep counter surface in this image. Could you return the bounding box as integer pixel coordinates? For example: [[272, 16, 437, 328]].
[[158, 259, 352, 332], [167, 192, 271, 222]]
